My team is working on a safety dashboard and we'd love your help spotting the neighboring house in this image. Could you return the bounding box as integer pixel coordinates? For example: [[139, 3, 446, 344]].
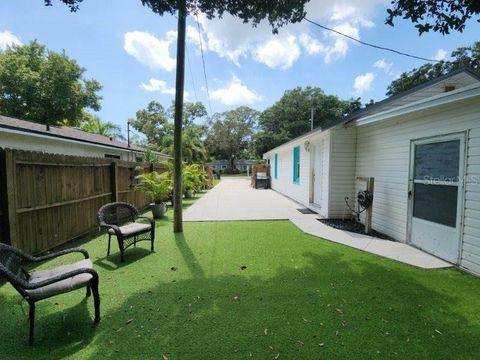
[[208, 159, 230, 171], [264, 68, 480, 275], [0, 115, 170, 162], [208, 159, 257, 172]]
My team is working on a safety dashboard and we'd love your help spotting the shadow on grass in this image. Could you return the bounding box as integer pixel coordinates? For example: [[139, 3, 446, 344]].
[[0, 294, 96, 358], [82, 248, 480, 360], [2, 198, 479, 360], [174, 233, 205, 279], [94, 248, 153, 271]]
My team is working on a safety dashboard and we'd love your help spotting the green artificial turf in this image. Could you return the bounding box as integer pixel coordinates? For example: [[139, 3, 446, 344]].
[[1, 193, 480, 359]]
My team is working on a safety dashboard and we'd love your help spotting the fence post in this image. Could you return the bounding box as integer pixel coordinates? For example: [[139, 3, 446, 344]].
[[364, 177, 375, 235], [111, 161, 118, 202], [4, 149, 17, 246]]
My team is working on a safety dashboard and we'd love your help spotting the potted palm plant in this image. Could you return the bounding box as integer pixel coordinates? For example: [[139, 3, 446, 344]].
[[183, 165, 197, 199], [135, 171, 172, 219]]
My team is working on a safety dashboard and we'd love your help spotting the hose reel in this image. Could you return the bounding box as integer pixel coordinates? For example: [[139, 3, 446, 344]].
[[345, 189, 374, 221], [357, 190, 373, 209]]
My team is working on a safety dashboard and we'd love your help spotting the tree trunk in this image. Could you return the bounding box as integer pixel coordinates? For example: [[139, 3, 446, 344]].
[[173, 0, 186, 233]]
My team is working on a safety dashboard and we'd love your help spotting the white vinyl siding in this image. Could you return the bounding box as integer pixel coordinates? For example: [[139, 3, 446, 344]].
[[269, 140, 310, 205], [354, 99, 480, 273], [328, 127, 357, 218], [463, 127, 480, 274], [0, 131, 130, 160]]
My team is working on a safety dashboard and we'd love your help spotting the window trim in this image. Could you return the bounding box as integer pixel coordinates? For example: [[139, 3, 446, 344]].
[[274, 153, 278, 179], [293, 146, 300, 184]]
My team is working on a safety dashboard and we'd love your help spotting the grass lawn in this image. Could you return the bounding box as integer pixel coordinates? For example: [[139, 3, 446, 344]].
[[1, 193, 480, 359]]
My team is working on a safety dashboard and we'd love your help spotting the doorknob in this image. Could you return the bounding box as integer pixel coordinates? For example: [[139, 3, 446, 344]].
[[408, 190, 412, 199]]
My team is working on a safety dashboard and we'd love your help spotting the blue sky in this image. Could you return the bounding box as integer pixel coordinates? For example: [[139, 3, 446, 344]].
[[0, 0, 478, 137]]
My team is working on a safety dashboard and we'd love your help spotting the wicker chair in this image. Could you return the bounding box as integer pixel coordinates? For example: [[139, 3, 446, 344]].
[[0, 244, 100, 345], [97, 202, 155, 262]]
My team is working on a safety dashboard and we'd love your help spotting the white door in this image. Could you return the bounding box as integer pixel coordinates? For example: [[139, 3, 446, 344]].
[[408, 133, 465, 263], [312, 141, 323, 206]]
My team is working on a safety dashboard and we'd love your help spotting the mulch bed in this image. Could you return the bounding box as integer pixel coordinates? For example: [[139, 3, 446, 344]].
[[318, 219, 394, 241]]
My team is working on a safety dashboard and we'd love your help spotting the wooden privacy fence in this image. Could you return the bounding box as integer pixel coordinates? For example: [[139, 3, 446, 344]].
[[0, 149, 166, 254]]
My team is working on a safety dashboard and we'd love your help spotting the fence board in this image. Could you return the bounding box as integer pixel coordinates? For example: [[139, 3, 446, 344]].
[[0, 148, 166, 254]]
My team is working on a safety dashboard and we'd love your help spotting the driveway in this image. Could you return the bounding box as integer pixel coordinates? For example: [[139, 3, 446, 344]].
[[184, 178, 452, 269], [184, 177, 302, 221]]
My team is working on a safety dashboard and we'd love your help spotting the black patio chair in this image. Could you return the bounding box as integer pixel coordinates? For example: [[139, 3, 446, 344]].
[[97, 202, 155, 262], [0, 244, 100, 345]]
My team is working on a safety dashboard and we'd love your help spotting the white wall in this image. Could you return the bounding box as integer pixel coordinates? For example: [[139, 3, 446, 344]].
[[0, 131, 136, 161], [309, 132, 330, 217], [269, 139, 311, 207], [328, 127, 357, 218], [354, 98, 480, 274]]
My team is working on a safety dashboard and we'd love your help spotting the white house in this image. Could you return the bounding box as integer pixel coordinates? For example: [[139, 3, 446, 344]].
[[0, 114, 170, 162], [264, 68, 480, 275], [207, 159, 257, 172]]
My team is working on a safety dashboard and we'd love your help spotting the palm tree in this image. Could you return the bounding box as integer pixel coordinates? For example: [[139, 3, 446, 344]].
[[80, 114, 125, 141], [163, 128, 207, 163]]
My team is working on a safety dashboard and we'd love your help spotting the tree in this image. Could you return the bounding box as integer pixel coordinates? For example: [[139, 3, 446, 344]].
[[130, 100, 208, 162], [162, 127, 208, 163], [80, 113, 125, 140], [253, 87, 361, 157], [168, 101, 208, 128], [252, 130, 291, 160], [0, 40, 102, 126], [385, 0, 480, 35], [205, 107, 259, 167], [129, 101, 172, 149], [48, 0, 310, 233], [386, 41, 480, 96]]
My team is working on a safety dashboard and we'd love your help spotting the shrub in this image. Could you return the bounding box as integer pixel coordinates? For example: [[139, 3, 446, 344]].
[[135, 171, 172, 204]]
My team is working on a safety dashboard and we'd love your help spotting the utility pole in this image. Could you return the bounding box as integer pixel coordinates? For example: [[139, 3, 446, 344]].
[[310, 107, 314, 131], [173, 0, 186, 233], [127, 121, 130, 147]]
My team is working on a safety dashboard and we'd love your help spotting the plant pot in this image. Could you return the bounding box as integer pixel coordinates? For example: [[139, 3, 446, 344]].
[[151, 202, 166, 219], [184, 189, 193, 199]]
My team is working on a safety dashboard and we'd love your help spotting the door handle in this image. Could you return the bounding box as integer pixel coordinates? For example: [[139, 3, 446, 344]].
[[408, 190, 412, 199]]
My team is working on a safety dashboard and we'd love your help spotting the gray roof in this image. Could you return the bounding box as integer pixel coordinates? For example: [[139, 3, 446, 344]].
[[0, 114, 169, 157], [207, 159, 257, 165], [341, 67, 480, 125], [264, 67, 480, 154]]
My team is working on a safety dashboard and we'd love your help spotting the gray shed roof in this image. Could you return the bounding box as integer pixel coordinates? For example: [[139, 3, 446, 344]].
[[0, 114, 170, 157]]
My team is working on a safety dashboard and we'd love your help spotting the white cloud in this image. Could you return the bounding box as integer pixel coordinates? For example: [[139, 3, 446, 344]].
[[374, 58, 395, 75], [0, 30, 22, 51], [299, 33, 325, 55], [140, 78, 175, 95], [434, 48, 448, 61], [353, 72, 375, 95], [210, 76, 261, 105], [186, 0, 384, 67], [124, 31, 176, 71], [253, 35, 301, 70], [140, 78, 189, 99]]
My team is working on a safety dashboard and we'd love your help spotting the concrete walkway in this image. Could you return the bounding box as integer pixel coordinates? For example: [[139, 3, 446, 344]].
[[185, 178, 452, 269]]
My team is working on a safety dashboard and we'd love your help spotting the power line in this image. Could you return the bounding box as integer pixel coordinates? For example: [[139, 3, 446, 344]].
[[186, 44, 199, 102], [304, 17, 441, 63], [195, 13, 213, 114]]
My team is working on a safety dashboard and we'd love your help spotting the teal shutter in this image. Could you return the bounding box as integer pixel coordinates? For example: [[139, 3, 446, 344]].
[[274, 153, 278, 179], [293, 146, 300, 184]]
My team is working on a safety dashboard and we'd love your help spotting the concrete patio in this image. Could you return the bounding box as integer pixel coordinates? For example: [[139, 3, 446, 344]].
[[185, 177, 452, 269]]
